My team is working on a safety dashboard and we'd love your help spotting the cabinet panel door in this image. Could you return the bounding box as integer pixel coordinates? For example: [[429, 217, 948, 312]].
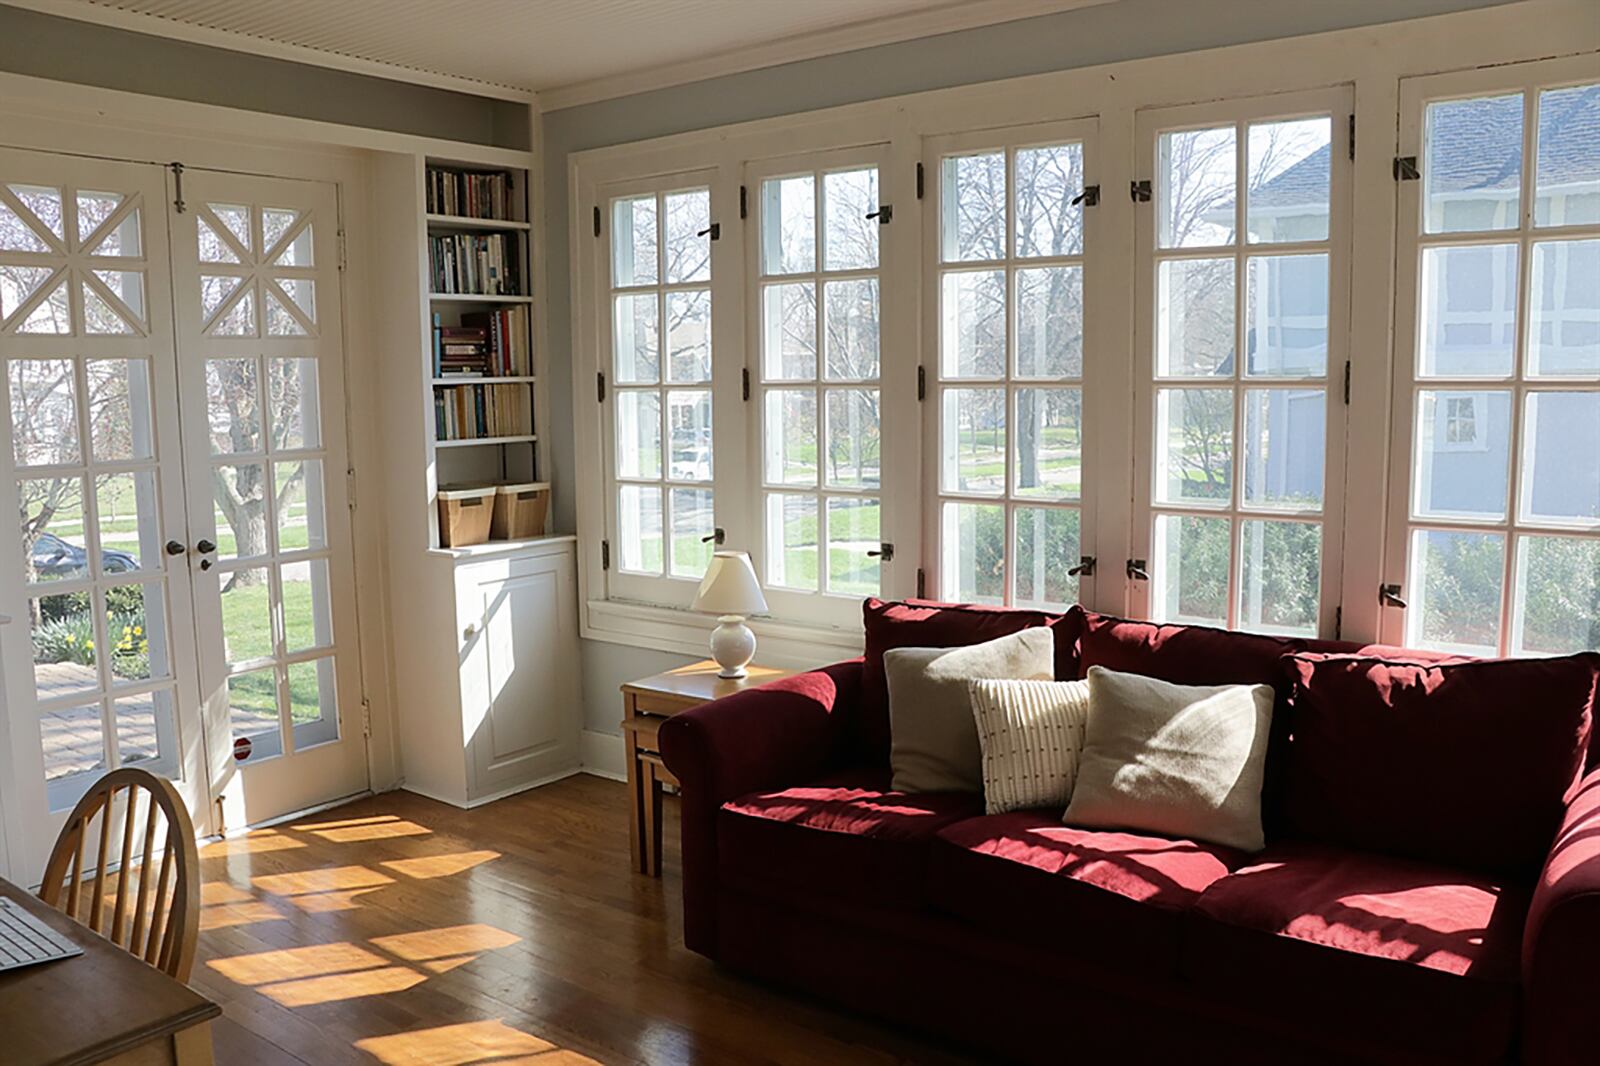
[[468, 551, 579, 796]]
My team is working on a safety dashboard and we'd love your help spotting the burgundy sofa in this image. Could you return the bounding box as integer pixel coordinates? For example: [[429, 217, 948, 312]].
[[657, 600, 1600, 1065]]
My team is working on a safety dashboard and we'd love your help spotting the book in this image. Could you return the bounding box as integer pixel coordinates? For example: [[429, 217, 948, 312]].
[[461, 304, 531, 377], [426, 167, 514, 220], [429, 233, 522, 295]]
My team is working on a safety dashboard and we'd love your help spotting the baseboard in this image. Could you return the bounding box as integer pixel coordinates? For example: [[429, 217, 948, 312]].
[[400, 766, 583, 810], [580, 729, 627, 782]]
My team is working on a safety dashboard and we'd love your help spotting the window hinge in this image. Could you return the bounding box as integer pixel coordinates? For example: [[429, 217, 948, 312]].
[[1130, 180, 1152, 203], [1071, 185, 1100, 207], [916, 567, 926, 598], [1348, 114, 1356, 161], [601, 540, 611, 571], [867, 204, 893, 225], [1333, 605, 1343, 641], [346, 466, 357, 511], [337, 229, 348, 272], [917, 365, 926, 402], [739, 184, 748, 220], [596, 370, 606, 403], [867, 543, 893, 562], [697, 222, 721, 241], [1393, 156, 1420, 182], [593, 205, 601, 237], [1126, 558, 1150, 581], [169, 161, 186, 214], [1343, 360, 1352, 405], [1067, 555, 1096, 577], [741, 366, 750, 401], [916, 162, 924, 200], [360, 697, 373, 738]]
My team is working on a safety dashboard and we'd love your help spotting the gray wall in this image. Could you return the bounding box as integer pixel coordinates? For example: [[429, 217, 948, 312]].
[[541, 0, 1518, 735], [0, 3, 528, 147]]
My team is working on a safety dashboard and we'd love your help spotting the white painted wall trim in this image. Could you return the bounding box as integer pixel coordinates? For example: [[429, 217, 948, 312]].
[[580, 730, 628, 782]]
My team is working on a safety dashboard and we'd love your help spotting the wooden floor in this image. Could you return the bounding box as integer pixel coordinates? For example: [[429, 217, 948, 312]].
[[192, 774, 985, 1065]]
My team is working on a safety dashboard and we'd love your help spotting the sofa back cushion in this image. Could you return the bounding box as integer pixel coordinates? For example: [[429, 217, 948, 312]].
[[1282, 652, 1599, 874], [1078, 609, 1325, 684], [858, 599, 1081, 765]]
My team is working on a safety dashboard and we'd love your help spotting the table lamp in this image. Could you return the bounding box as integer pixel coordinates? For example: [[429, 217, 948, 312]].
[[692, 551, 769, 679]]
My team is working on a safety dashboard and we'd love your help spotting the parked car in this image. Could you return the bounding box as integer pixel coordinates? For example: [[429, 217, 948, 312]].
[[31, 533, 137, 579]]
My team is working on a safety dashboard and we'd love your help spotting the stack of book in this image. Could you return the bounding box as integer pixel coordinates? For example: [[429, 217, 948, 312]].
[[461, 306, 531, 377], [426, 167, 513, 220], [435, 383, 532, 441], [430, 233, 520, 296], [433, 321, 489, 377]]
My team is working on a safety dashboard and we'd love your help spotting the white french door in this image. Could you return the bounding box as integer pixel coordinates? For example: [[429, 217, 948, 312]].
[[0, 147, 365, 878]]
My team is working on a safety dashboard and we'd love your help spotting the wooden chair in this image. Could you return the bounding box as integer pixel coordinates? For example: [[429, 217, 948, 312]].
[[38, 767, 201, 982]]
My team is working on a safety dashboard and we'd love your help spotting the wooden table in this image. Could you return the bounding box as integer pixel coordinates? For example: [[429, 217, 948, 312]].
[[0, 878, 219, 1065], [621, 660, 797, 876]]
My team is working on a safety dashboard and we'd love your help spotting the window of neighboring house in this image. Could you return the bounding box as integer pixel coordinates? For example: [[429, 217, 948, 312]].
[[1134, 89, 1351, 638], [926, 120, 1095, 609], [1387, 62, 1600, 657]]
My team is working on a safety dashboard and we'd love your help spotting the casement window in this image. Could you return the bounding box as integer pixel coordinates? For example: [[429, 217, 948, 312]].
[[1385, 58, 1599, 656], [924, 120, 1097, 609], [745, 145, 908, 627], [1132, 89, 1352, 637], [600, 173, 725, 607]]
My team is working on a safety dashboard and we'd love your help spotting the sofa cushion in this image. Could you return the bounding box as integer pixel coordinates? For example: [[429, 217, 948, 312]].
[[718, 769, 981, 913], [1184, 841, 1530, 1062], [929, 809, 1240, 975], [1283, 652, 1597, 874], [859, 599, 1082, 764]]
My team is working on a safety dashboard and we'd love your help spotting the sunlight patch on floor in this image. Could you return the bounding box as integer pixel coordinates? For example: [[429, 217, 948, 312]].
[[379, 849, 500, 879], [370, 923, 521, 962], [261, 965, 430, 1007], [201, 829, 306, 857], [251, 864, 396, 897], [353, 1020, 602, 1065], [209, 941, 388, 985]]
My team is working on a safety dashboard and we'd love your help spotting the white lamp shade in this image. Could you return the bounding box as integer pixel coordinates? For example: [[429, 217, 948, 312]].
[[693, 551, 768, 616]]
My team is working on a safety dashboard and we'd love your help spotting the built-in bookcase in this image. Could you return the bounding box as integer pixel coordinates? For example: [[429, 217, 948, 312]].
[[423, 156, 543, 536]]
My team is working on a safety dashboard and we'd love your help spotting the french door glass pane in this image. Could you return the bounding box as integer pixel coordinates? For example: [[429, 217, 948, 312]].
[[1013, 388, 1080, 499], [1158, 126, 1236, 248], [31, 592, 98, 700], [1245, 253, 1328, 377], [667, 389, 712, 482], [940, 269, 1006, 377], [1418, 244, 1518, 377], [1242, 388, 1325, 510], [826, 496, 879, 596], [95, 470, 160, 571], [1514, 535, 1600, 654], [1535, 84, 1600, 228], [1425, 93, 1522, 234], [1246, 117, 1331, 243], [666, 289, 712, 382], [1413, 390, 1511, 520], [824, 388, 880, 490], [287, 657, 337, 739], [942, 501, 1004, 604], [83, 282, 134, 335], [207, 358, 263, 454], [283, 558, 334, 653], [942, 388, 1005, 495], [615, 391, 662, 480], [612, 293, 660, 383], [274, 460, 326, 552], [221, 567, 273, 665], [942, 152, 1005, 262], [823, 278, 879, 379], [663, 190, 711, 284], [227, 666, 283, 763], [766, 492, 817, 591], [0, 201, 52, 252], [764, 389, 817, 485], [1526, 239, 1599, 376], [0, 264, 54, 317], [823, 169, 878, 270], [1408, 528, 1504, 655], [214, 463, 268, 560], [611, 196, 658, 286], [1015, 266, 1082, 378], [668, 488, 714, 579], [1013, 506, 1079, 610], [1015, 143, 1084, 258], [1236, 519, 1321, 636], [10, 359, 79, 466], [107, 581, 166, 685], [762, 282, 816, 380], [1156, 388, 1233, 505], [20, 476, 85, 582], [269, 358, 321, 450], [1519, 392, 1600, 524], [762, 176, 815, 275], [113, 689, 177, 776], [86, 359, 154, 462], [1156, 258, 1234, 376], [41, 704, 104, 785], [617, 484, 662, 574], [1153, 513, 1230, 625]]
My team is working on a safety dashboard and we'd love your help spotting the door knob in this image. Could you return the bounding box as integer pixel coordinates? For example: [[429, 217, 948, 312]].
[[165, 540, 186, 555], [196, 539, 216, 554], [200, 558, 213, 571]]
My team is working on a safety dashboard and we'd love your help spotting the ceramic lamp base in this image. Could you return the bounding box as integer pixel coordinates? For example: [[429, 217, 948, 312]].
[[709, 615, 757, 679]]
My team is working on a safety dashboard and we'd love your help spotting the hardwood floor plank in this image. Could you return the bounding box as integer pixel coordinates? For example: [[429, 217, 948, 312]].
[[193, 776, 982, 1066]]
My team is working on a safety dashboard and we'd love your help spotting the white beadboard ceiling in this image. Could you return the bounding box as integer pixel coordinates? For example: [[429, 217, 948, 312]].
[[12, 0, 1118, 105]]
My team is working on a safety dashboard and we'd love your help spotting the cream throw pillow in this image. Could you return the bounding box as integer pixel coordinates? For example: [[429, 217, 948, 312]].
[[884, 628, 1055, 793], [1062, 666, 1274, 852], [968, 678, 1091, 815]]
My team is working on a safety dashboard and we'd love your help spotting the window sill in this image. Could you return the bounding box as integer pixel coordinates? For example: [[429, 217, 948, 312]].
[[582, 598, 864, 669]]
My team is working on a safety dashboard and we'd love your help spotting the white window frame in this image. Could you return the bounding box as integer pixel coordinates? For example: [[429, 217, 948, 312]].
[[922, 117, 1101, 610], [1131, 86, 1354, 638], [1383, 55, 1600, 656]]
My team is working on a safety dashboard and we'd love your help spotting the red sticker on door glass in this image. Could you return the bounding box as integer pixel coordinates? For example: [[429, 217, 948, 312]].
[[233, 736, 252, 761]]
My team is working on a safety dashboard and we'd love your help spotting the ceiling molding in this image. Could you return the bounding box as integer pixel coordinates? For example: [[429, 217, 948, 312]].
[[538, 0, 1118, 111], [2, 0, 537, 101]]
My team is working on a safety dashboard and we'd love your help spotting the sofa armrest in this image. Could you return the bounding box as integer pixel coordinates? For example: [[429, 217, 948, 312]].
[[658, 659, 861, 954], [1523, 765, 1600, 1066]]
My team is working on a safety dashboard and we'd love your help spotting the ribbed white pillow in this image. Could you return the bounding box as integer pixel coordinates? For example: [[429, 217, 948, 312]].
[[967, 678, 1091, 815]]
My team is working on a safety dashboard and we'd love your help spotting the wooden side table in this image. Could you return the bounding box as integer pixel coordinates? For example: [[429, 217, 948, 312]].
[[620, 660, 797, 876]]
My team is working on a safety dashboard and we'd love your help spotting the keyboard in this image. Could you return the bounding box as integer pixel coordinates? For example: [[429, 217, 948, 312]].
[[0, 897, 83, 972]]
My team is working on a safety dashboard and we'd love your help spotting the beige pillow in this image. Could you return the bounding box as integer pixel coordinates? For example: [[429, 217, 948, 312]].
[[968, 678, 1091, 814], [885, 628, 1055, 793], [1062, 666, 1274, 852]]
